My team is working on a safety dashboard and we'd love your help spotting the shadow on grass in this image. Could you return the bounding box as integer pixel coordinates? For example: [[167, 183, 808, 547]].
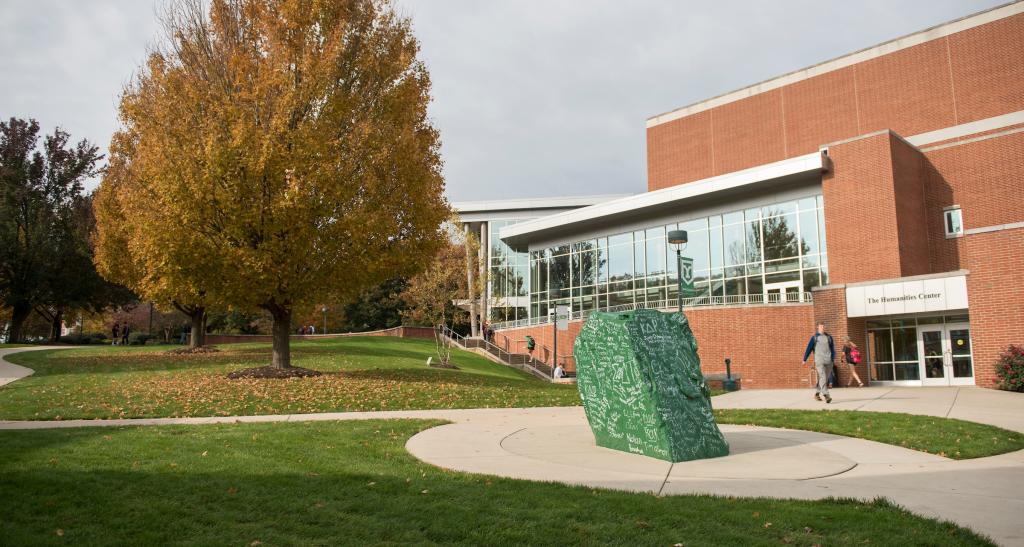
[[0, 421, 996, 547]]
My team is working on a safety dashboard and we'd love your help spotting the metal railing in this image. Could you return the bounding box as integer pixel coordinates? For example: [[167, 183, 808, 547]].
[[436, 325, 554, 380], [490, 291, 813, 331]]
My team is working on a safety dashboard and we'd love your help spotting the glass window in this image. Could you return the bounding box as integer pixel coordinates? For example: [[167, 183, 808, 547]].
[[870, 329, 893, 362], [762, 201, 797, 218], [645, 231, 666, 278], [799, 210, 819, 255], [762, 213, 799, 260], [944, 207, 963, 237], [708, 216, 723, 271], [723, 210, 744, 226], [798, 196, 817, 212], [801, 268, 821, 292], [725, 278, 746, 297], [686, 228, 709, 274], [723, 222, 744, 267], [893, 327, 918, 362], [817, 206, 828, 255], [551, 253, 570, 293], [746, 275, 763, 297], [745, 220, 762, 264], [634, 231, 646, 279]]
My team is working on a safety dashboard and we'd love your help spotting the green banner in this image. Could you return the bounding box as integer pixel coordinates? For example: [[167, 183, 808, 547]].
[[680, 256, 696, 297]]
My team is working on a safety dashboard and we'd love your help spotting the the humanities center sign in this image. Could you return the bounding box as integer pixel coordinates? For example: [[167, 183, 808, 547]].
[[845, 273, 968, 317]]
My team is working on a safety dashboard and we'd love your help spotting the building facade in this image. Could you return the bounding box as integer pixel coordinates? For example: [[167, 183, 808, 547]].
[[454, 195, 627, 329], [482, 2, 1024, 389]]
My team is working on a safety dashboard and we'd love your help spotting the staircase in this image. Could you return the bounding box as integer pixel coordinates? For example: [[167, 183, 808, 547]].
[[437, 326, 556, 381]]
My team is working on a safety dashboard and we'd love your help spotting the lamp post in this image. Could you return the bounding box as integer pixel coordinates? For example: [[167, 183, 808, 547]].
[[667, 230, 689, 312], [321, 305, 328, 335]]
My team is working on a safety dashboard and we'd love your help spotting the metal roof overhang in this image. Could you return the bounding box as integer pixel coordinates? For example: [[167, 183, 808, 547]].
[[499, 151, 827, 251]]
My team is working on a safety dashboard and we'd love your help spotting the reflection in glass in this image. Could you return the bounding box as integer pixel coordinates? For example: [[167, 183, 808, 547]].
[[893, 327, 918, 362]]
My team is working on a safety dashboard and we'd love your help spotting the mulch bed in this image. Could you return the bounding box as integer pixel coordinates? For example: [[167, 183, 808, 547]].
[[429, 362, 459, 370], [226, 366, 323, 379], [165, 346, 221, 355]]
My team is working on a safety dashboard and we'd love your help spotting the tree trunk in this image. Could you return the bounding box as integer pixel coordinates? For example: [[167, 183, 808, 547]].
[[49, 309, 63, 344], [8, 302, 31, 343], [189, 308, 206, 348], [270, 307, 292, 369]]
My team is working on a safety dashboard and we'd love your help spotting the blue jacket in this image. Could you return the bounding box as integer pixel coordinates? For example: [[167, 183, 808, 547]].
[[803, 333, 835, 362]]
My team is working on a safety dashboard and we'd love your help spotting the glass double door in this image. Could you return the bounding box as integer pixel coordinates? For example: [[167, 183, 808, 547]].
[[918, 323, 974, 386], [764, 281, 802, 303]]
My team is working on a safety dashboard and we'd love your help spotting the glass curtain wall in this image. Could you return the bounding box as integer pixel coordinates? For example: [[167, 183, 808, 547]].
[[529, 195, 828, 317], [488, 219, 531, 322]]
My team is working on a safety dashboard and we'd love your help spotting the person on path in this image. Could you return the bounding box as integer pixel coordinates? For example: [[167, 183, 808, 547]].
[[802, 322, 835, 403], [842, 337, 865, 387], [553, 362, 565, 379], [111, 323, 120, 346], [179, 324, 189, 345], [121, 323, 131, 346]]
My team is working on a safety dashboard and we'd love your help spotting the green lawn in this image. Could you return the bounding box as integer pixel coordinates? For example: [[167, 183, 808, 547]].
[[0, 337, 580, 420], [0, 343, 31, 348], [0, 420, 992, 546], [715, 409, 1024, 460]]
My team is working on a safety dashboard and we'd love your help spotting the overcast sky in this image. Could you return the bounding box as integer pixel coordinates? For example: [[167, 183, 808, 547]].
[[0, 0, 1005, 202]]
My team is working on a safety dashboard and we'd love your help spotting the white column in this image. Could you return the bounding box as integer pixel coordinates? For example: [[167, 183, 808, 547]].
[[465, 223, 477, 338], [480, 221, 488, 327]]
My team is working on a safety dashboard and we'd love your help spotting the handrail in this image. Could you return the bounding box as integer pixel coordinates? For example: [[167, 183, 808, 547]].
[[491, 291, 813, 331], [435, 325, 554, 380]]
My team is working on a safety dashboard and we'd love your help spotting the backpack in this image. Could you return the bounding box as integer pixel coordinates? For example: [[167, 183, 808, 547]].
[[849, 346, 861, 364]]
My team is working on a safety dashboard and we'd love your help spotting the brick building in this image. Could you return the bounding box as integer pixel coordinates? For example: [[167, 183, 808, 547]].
[[461, 2, 1024, 389]]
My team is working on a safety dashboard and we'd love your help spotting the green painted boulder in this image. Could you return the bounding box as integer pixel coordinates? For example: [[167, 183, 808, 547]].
[[573, 309, 729, 462]]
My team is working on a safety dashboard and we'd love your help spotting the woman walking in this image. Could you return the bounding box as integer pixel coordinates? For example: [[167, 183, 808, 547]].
[[842, 337, 865, 387]]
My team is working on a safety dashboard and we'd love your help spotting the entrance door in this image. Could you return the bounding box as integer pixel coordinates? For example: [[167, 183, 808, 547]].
[[764, 281, 802, 304], [917, 323, 974, 386], [946, 323, 974, 386]]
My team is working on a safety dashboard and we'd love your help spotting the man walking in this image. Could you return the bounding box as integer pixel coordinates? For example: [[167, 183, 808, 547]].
[[802, 322, 835, 403]]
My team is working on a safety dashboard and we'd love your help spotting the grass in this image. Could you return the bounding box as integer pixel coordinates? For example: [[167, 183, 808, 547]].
[[715, 408, 1024, 460], [0, 419, 993, 546], [0, 337, 580, 420], [0, 343, 31, 348]]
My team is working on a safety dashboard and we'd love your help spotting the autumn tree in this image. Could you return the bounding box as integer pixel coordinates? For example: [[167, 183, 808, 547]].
[[402, 227, 480, 365], [0, 118, 110, 342], [94, 0, 448, 368], [93, 132, 215, 348]]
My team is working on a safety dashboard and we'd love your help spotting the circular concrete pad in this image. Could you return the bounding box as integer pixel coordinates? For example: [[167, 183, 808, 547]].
[[499, 424, 856, 480]]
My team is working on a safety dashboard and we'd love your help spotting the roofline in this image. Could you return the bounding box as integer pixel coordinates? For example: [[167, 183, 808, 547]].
[[452, 194, 631, 214], [646, 1, 1024, 129], [499, 151, 826, 248]]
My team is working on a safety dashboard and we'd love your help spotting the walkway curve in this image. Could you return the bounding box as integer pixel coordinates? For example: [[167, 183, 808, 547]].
[[2, 346, 1023, 545]]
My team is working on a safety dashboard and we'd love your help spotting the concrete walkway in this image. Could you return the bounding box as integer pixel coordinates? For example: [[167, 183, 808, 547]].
[[0, 345, 62, 386], [2, 346, 1023, 544]]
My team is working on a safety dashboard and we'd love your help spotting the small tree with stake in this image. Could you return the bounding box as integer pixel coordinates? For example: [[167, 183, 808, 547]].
[[402, 227, 479, 367]]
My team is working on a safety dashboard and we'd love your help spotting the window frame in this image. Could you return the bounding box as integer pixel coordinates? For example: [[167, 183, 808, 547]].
[[943, 205, 964, 239]]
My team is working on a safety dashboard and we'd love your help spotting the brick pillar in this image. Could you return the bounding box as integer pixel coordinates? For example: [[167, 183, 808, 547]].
[[962, 228, 1024, 388], [812, 286, 870, 387], [823, 130, 929, 284]]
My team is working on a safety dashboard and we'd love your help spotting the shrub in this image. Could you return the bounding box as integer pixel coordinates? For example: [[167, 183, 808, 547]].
[[128, 333, 155, 346], [87, 332, 108, 342], [60, 333, 93, 345], [996, 345, 1024, 392]]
